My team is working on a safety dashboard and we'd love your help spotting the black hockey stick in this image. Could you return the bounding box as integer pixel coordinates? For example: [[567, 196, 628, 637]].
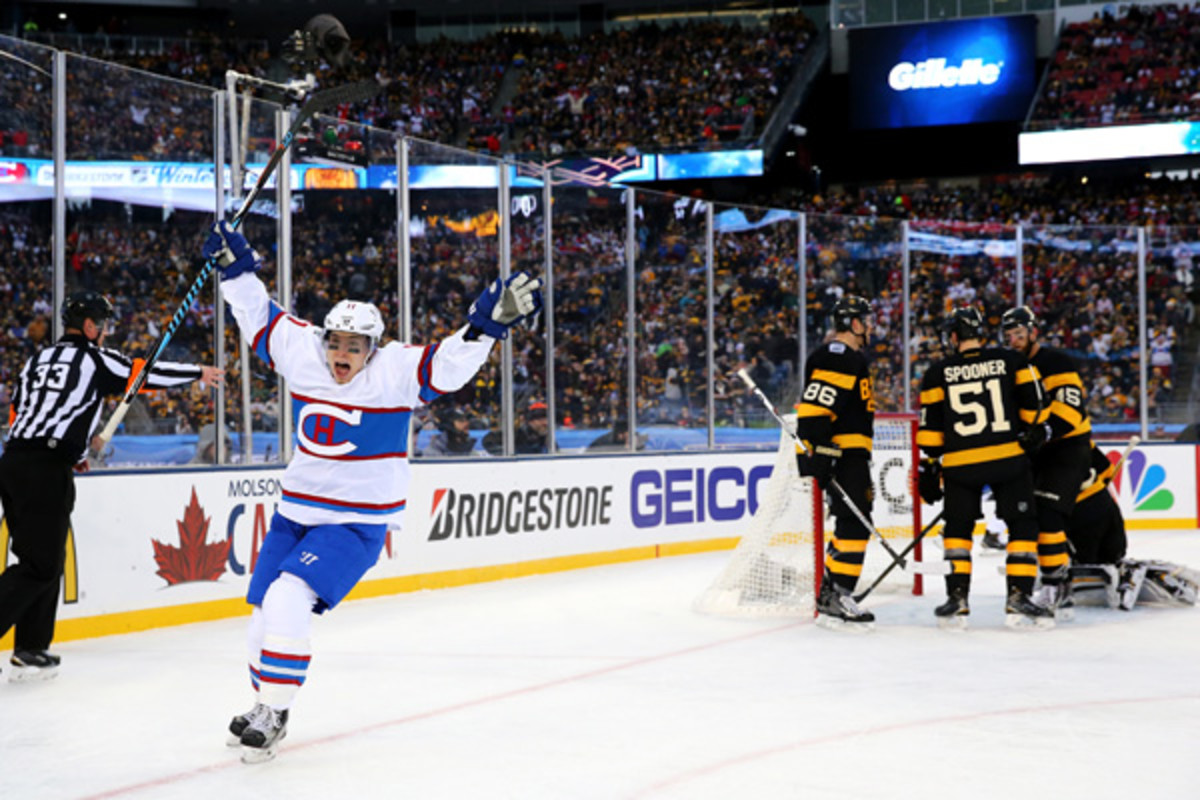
[[853, 510, 944, 602], [735, 369, 948, 576], [96, 79, 383, 444]]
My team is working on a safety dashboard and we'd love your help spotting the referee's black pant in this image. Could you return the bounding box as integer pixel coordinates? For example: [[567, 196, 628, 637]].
[[0, 448, 76, 652]]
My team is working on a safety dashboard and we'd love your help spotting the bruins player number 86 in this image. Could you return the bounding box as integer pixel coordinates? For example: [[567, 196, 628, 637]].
[[795, 295, 879, 631]]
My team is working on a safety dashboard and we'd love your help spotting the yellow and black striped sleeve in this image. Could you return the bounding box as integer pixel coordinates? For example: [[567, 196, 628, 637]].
[[1014, 358, 1044, 427], [1033, 348, 1091, 440], [916, 369, 945, 460]]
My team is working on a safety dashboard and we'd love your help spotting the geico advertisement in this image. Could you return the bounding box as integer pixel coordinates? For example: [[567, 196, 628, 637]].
[[402, 451, 783, 571]]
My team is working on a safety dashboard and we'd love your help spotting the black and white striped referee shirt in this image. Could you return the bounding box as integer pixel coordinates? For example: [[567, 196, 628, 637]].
[[6, 333, 202, 463]]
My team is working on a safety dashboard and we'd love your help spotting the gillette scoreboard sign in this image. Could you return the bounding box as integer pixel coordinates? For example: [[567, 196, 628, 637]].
[[850, 16, 1036, 130]]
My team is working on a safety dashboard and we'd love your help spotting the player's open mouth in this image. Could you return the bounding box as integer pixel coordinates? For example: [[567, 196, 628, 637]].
[[333, 361, 351, 380]]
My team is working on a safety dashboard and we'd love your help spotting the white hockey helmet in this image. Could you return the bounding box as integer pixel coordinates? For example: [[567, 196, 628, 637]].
[[324, 299, 385, 351]]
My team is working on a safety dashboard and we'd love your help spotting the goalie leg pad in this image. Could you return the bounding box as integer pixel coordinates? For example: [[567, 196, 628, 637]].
[[1069, 564, 1121, 609], [1141, 561, 1199, 606]]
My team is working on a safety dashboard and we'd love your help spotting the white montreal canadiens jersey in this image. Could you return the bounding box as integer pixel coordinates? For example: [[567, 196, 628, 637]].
[[221, 273, 494, 526]]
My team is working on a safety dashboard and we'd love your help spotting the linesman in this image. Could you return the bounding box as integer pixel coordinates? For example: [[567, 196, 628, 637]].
[[0, 291, 222, 680], [795, 294, 876, 630], [1001, 306, 1092, 618], [917, 306, 1053, 630]]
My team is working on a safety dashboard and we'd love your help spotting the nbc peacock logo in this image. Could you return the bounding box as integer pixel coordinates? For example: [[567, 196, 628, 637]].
[[1113, 450, 1174, 511]]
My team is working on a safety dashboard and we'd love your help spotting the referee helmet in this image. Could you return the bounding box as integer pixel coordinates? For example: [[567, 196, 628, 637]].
[[62, 290, 115, 331]]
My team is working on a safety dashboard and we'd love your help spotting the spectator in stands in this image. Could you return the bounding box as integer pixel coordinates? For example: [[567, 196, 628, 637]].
[[423, 406, 477, 457], [191, 422, 232, 464], [587, 418, 647, 452]]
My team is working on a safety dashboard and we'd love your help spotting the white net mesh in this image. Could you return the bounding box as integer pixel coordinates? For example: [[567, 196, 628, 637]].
[[694, 415, 920, 618]]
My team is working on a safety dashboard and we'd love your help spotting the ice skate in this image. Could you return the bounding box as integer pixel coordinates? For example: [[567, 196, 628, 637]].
[[1036, 567, 1075, 621], [815, 579, 874, 632], [227, 702, 267, 747], [980, 530, 1007, 553], [240, 706, 288, 764], [1004, 588, 1055, 630], [8, 650, 61, 683], [935, 588, 970, 631]]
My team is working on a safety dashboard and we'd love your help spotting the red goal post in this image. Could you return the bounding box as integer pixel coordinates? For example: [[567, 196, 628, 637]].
[[694, 413, 923, 618]]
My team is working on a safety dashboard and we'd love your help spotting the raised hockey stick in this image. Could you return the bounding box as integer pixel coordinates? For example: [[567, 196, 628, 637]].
[[853, 510, 945, 602], [735, 369, 948, 577], [95, 79, 383, 445]]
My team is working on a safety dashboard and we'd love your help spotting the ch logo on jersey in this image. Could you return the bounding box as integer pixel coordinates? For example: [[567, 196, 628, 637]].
[[297, 403, 363, 457]]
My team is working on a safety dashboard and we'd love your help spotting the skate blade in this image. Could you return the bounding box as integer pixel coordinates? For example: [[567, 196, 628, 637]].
[[1055, 606, 1076, 622], [240, 729, 286, 763], [7, 665, 59, 683], [936, 615, 969, 631], [815, 614, 874, 633], [1004, 613, 1055, 631], [241, 742, 280, 764]]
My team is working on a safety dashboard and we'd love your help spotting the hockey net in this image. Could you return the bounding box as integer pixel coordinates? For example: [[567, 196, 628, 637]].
[[694, 413, 923, 618]]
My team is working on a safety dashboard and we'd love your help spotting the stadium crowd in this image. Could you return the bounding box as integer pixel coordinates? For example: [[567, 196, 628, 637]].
[[4, 168, 1198, 462], [1029, 3, 1200, 130], [2, 12, 816, 162], [3, 3, 1200, 461]]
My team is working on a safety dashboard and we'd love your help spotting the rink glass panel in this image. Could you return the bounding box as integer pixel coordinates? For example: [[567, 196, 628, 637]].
[[1020, 224, 1146, 438], [405, 139, 502, 455], [806, 213, 907, 413], [289, 114, 402, 453], [1145, 224, 1200, 441], [0, 37, 54, 437], [904, 218, 1017, 413], [507, 171, 549, 449], [65, 56, 220, 466], [711, 202, 799, 441], [549, 179, 632, 452], [633, 189, 710, 446], [220, 94, 285, 465]]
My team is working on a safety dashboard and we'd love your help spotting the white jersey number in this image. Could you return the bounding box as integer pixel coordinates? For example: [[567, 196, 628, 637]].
[[948, 378, 1012, 437]]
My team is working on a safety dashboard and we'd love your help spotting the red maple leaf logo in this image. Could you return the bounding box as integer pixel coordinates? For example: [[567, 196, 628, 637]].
[[151, 488, 230, 585]]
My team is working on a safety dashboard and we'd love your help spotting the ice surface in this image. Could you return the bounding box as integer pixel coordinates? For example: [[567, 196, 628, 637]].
[[3, 530, 1199, 799]]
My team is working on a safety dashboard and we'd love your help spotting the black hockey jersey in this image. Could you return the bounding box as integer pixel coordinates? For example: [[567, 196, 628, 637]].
[[1077, 443, 1118, 504], [917, 346, 1043, 473], [1031, 346, 1091, 442], [794, 340, 874, 454]]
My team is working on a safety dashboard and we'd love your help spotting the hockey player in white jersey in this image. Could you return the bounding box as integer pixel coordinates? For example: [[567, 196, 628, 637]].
[[202, 221, 542, 762]]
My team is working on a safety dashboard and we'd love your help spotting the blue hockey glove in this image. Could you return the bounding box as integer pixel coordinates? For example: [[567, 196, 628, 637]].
[[468, 272, 544, 340], [202, 220, 262, 280]]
